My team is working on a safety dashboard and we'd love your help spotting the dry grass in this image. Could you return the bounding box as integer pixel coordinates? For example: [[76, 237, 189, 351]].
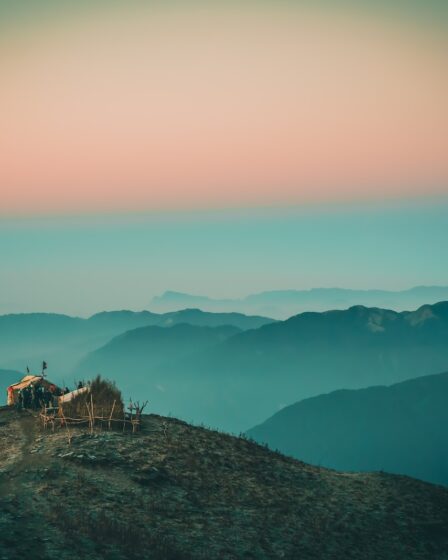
[[1, 407, 448, 559], [59, 376, 124, 422]]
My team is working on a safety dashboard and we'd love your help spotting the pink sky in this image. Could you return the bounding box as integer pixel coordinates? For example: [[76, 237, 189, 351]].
[[0, 4, 447, 215]]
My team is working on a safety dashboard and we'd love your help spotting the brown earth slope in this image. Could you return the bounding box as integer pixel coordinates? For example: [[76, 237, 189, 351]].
[[0, 407, 448, 560]]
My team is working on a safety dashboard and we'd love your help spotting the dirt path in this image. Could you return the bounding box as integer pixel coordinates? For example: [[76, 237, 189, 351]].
[[0, 411, 39, 493], [0, 410, 53, 560]]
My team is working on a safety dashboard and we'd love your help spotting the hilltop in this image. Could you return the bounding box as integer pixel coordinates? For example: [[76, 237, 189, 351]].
[[1, 408, 448, 559], [247, 371, 448, 486]]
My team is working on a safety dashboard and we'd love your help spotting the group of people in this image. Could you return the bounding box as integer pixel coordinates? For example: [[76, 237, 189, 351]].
[[15, 382, 70, 411]]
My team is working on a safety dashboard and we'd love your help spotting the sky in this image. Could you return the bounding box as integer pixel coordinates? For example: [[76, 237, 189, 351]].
[[1, 198, 447, 316], [0, 1, 447, 314]]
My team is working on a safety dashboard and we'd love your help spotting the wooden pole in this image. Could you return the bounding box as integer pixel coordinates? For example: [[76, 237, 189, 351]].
[[86, 402, 91, 432], [109, 399, 116, 431], [90, 393, 94, 434], [60, 407, 72, 445]]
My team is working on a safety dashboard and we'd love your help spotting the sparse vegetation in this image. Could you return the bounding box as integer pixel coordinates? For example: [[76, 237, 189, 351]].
[[60, 375, 124, 421], [0, 406, 448, 559]]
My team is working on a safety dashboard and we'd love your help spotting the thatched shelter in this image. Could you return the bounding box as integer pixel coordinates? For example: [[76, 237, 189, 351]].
[[7, 375, 60, 406]]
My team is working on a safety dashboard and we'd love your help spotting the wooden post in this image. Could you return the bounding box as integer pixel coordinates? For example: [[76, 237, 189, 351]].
[[60, 407, 72, 445], [109, 399, 116, 431], [90, 393, 95, 434], [86, 402, 93, 434]]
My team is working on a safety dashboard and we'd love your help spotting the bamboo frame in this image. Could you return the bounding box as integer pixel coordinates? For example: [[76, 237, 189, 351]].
[[39, 397, 147, 435], [39, 412, 142, 430]]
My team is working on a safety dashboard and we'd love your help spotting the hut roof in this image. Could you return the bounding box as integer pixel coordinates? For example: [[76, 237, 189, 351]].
[[10, 375, 54, 391], [59, 386, 89, 404], [11, 375, 42, 390]]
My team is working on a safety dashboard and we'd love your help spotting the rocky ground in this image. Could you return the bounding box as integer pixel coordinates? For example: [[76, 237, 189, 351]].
[[1, 406, 448, 560]]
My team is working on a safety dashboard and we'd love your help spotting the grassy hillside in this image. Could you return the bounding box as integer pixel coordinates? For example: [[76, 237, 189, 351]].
[[1, 408, 447, 559]]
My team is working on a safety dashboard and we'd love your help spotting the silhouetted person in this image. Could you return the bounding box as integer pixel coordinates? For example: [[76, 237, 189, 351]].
[[31, 384, 40, 409], [43, 389, 52, 408], [35, 384, 44, 408], [23, 386, 31, 409], [16, 390, 23, 411], [77, 381, 84, 390]]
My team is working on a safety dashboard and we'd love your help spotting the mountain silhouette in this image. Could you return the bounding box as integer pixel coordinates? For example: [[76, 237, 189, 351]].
[[74, 302, 448, 433], [89, 308, 272, 331], [151, 286, 448, 318], [78, 323, 240, 382], [0, 309, 273, 375], [247, 371, 448, 486]]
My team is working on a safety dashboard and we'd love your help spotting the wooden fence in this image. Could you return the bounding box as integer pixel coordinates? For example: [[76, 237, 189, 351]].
[[39, 397, 148, 441]]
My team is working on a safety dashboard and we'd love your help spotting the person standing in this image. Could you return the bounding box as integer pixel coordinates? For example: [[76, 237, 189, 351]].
[[22, 386, 30, 409], [30, 384, 37, 409], [16, 389, 23, 411]]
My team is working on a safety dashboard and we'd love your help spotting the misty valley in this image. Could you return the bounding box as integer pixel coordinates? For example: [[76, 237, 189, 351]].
[[2, 298, 448, 487]]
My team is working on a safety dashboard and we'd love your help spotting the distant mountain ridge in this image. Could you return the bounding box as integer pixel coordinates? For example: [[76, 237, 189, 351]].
[[78, 323, 241, 385], [0, 308, 274, 375], [74, 301, 448, 433], [151, 286, 448, 318], [247, 371, 448, 486]]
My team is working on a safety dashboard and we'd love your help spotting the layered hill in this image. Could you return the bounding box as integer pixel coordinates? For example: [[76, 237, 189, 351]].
[[0, 309, 273, 376], [151, 286, 448, 318], [77, 323, 240, 401], [76, 324, 241, 414], [247, 372, 448, 486], [1, 407, 448, 559], [89, 308, 272, 332], [75, 302, 448, 432]]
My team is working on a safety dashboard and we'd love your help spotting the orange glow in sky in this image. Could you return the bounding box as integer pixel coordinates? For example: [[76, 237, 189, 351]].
[[0, 4, 447, 215]]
